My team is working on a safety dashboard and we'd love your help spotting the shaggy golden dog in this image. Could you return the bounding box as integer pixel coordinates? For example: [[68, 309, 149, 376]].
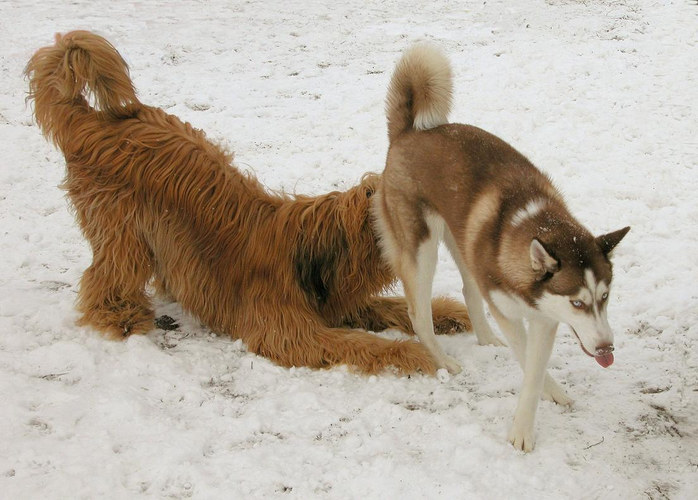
[[25, 31, 471, 374]]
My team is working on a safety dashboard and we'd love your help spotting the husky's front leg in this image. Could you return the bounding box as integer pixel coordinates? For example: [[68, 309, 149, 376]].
[[489, 307, 572, 406], [508, 318, 557, 452]]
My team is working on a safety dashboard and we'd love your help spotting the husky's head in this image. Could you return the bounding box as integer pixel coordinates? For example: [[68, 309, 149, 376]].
[[531, 226, 630, 367]]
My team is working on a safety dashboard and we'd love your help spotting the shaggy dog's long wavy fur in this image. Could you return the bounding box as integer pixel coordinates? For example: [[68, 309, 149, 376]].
[[25, 31, 471, 374]]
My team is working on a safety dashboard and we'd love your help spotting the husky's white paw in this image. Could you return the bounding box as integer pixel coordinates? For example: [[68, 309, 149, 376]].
[[542, 387, 574, 406], [436, 368, 450, 383], [476, 333, 506, 347], [508, 422, 536, 453], [438, 355, 462, 375], [542, 376, 574, 406]]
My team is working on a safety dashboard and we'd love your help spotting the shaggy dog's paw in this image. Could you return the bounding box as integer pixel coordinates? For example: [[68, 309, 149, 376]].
[[155, 315, 180, 331], [430, 297, 472, 333], [434, 317, 471, 335]]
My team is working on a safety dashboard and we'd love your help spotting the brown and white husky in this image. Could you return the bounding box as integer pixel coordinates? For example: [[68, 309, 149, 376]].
[[372, 44, 630, 452]]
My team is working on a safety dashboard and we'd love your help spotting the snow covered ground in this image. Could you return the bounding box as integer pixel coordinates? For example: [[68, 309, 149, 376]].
[[1, 0, 696, 498]]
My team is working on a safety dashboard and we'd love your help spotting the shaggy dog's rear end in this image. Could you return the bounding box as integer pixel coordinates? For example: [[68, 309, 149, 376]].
[[25, 31, 470, 374]]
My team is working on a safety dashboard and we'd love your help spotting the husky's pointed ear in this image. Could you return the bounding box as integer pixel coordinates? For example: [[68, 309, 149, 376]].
[[596, 226, 630, 256], [530, 239, 559, 280]]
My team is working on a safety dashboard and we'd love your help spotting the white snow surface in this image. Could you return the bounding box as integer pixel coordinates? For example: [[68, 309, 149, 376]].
[[1, 1, 697, 498]]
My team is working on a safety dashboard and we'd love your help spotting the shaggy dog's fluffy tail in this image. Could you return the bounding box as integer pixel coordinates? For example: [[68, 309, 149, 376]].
[[385, 44, 453, 144], [25, 30, 141, 150]]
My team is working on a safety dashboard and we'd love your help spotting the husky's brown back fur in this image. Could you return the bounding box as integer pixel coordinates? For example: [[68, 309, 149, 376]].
[[25, 31, 471, 374]]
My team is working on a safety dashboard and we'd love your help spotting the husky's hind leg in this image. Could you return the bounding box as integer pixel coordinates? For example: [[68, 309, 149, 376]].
[[398, 216, 461, 374], [372, 191, 460, 373]]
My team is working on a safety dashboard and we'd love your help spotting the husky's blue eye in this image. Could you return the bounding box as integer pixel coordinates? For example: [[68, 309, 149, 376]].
[[571, 300, 585, 309], [601, 292, 608, 301]]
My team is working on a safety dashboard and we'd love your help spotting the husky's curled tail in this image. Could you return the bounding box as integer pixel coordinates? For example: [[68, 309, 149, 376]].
[[25, 30, 141, 150], [385, 44, 453, 143]]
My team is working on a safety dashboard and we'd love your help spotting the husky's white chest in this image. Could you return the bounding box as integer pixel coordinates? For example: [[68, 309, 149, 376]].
[[489, 289, 530, 319]]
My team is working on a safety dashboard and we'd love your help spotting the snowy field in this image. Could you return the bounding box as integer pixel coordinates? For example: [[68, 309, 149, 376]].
[[1, 0, 697, 498]]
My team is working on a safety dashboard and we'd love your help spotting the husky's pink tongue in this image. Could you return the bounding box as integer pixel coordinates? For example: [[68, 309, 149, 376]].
[[595, 352, 614, 368]]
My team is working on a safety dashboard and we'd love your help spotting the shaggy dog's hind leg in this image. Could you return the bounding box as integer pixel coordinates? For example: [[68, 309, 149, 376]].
[[75, 233, 155, 340], [344, 296, 471, 335]]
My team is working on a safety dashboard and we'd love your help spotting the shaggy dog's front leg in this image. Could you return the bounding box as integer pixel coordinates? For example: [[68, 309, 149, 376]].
[[240, 304, 438, 374]]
